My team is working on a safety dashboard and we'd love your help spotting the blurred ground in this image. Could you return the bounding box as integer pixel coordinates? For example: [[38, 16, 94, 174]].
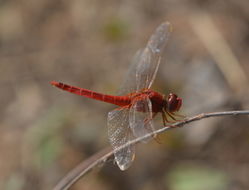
[[0, 0, 249, 190]]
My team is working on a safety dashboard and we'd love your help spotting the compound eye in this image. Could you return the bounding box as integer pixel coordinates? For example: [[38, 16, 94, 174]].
[[168, 93, 177, 103], [175, 98, 182, 111], [167, 93, 181, 112]]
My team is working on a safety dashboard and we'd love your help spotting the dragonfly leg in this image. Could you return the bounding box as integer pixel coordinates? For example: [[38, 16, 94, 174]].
[[161, 110, 184, 129], [167, 111, 186, 122], [143, 113, 162, 143], [153, 133, 162, 144], [151, 113, 162, 144], [162, 111, 168, 126], [143, 113, 157, 135], [162, 110, 176, 125], [171, 112, 185, 118], [143, 112, 157, 125], [166, 110, 177, 121]]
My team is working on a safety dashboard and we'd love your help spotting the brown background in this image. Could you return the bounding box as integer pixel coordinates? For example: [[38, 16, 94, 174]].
[[1, 0, 249, 189]]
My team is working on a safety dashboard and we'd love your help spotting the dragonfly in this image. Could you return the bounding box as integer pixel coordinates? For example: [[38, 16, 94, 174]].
[[51, 22, 182, 171]]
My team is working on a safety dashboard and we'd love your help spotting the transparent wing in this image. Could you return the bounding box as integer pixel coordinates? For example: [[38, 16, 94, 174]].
[[118, 49, 143, 95], [107, 107, 135, 170], [129, 96, 155, 142], [118, 22, 172, 95]]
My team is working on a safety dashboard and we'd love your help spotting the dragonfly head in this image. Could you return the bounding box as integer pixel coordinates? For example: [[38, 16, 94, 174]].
[[166, 93, 182, 113]]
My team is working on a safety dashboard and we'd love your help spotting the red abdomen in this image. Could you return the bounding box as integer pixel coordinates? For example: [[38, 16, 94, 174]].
[[50, 81, 131, 107]]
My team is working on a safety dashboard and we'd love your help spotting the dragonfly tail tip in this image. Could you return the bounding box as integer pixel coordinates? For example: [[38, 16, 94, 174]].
[[50, 81, 59, 86]]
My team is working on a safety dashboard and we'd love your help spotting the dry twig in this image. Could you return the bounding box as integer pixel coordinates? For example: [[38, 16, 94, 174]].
[[54, 110, 249, 190]]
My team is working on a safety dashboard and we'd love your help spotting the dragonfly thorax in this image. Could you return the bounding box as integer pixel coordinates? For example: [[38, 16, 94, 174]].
[[136, 89, 166, 113]]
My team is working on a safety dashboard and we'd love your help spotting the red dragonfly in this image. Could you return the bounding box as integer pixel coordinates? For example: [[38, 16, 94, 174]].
[[51, 22, 182, 170]]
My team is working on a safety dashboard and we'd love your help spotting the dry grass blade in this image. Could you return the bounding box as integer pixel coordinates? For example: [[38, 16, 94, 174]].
[[53, 110, 249, 190], [189, 12, 248, 94]]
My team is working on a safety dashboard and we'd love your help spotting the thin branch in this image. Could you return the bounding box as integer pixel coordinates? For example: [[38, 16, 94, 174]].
[[53, 110, 249, 190]]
